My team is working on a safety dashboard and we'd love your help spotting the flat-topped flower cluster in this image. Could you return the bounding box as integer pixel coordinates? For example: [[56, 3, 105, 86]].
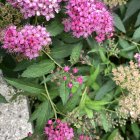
[[7, 0, 62, 21], [63, 0, 114, 42], [2, 25, 51, 59]]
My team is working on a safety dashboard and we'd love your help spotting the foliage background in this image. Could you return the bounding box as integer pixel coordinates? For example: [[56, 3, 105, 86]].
[[0, 0, 140, 139]]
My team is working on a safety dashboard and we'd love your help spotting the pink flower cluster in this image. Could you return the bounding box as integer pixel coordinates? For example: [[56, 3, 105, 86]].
[[63, 0, 114, 42], [134, 53, 140, 67], [7, 0, 62, 21], [63, 66, 83, 88], [2, 25, 51, 59], [44, 119, 74, 140]]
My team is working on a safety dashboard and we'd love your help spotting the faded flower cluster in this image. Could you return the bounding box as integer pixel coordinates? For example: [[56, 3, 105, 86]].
[[0, 3, 22, 29], [63, 0, 114, 42], [103, 0, 128, 7], [2, 25, 51, 59], [112, 61, 140, 121], [7, 0, 62, 21]]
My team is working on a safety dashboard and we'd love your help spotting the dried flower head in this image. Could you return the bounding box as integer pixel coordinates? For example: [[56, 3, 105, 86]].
[[103, 0, 128, 7], [113, 61, 140, 121], [0, 3, 22, 29]]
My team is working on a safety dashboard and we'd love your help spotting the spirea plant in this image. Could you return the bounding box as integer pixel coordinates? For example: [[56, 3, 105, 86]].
[[0, 0, 140, 139]]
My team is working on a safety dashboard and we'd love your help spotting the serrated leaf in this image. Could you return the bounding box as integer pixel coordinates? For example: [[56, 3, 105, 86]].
[[113, 13, 126, 33], [87, 65, 100, 86], [100, 112, 110, 132], [108, 129, 118, 140], [95, 80, 116, 100], [0, 94, 7, 103], [5, 78, 45, 94], [70, 42, 83, 64], [46, 19, 63, 36], [22, 60, 55, 78], [51, 44, 75, 59], [84, 107, 93, 118], [29, 100, 51, 132], [131, 123, 140, 139], [132, 26, 140, 41], [124, 0, 140, 21], [135, 12, 140, 27], [59, 81, 69, 105]]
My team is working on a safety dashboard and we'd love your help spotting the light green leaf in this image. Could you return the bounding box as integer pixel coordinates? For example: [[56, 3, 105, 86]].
[[5, 78, 45, 94], [132, 26, 140, 41], [22, 60, 55, 78], [0, 94, 7, 103], [124, 0, 140, 21], [46, 19, 63, 36], [108, 129, 118, 140], [59, 81, 69, 105], [84, 107, 93, 118], [113, 13, 126, 33], [100, 112, 110, 132], [70, 42, 83, 64], [87, 65, 100, 86]]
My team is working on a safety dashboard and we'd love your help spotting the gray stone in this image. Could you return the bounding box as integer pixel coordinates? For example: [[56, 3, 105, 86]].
[[0, 70, 33, 140]]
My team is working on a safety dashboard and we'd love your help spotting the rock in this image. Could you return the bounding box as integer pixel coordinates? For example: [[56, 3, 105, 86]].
[[0, 70, 33, 140]]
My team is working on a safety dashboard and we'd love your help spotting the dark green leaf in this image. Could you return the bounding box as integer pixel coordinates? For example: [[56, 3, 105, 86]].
[[51, 44, 75, 59], [124, 0, 140, 21], [29, 100, 51, 132], [95, 80, 116, 100], [46, 19, 63, 36], [132, 26, 140, 41], [59, 81, 69, 105], [70, 42, 83, 64], [131, 123, 140, 139], [22, 60, 55, 78], [113, 13, 126, 33], [5, 78, 45, 94], [0, 94, 7, 103], [135, 12, 140, 27]]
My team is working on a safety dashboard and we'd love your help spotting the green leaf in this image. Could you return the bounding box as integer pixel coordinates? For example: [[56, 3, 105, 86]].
[[14, 60, 35, 71], [87, 65, 100, 86], [131, 123, 140, 139], [124, 0, 140, 21], [22, 60, 55, 78], [113, 13, 126, 33], [59, 81, 69, 105], [84, 107, 93, 118], [108, 129, 118, 140], [135, 12, 140, 27], [100, 112, 110, 132], [95, 80, 116, 100], [29, 100, 51, 132], [5, 78, 45, 94], [51, 44, 75, 59], [46, 19, 63, 36], [119, 38, 130, 49], [0, 94, 7, 103], [70, 42, 83, 64], [58, 32, 81, 44], [132, 26, 140, 41], [58, 87, 81, 113]]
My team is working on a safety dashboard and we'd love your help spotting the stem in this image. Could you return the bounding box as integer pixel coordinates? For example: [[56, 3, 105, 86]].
[[42, 50, 62, 68], [43, 76, 57, 119], [80, 86, 88, 103], [35, 15, 38, 25]]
